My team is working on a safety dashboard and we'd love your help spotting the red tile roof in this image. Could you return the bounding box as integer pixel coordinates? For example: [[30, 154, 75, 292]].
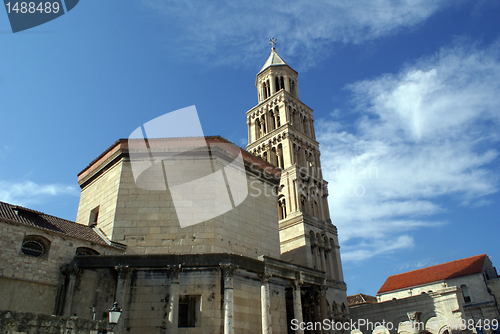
[[0, 201, 111, 246], [378, 254, 487, 294]]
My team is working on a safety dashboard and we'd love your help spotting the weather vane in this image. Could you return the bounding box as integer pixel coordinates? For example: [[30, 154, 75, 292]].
[[269, 38, 277, 49]]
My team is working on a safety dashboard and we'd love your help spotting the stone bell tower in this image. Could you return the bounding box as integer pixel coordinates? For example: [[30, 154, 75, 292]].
[[246, 45, 345, 284]]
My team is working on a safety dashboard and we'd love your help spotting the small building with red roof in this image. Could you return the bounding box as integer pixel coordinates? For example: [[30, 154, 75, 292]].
[[348, 254, 500, 334]]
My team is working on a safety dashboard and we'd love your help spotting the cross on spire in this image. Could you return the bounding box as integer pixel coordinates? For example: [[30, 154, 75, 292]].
[[269, 38, 277, 49]]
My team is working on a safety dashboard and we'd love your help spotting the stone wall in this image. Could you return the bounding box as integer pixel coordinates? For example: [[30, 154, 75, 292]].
[[75, 140, 281, 259], [0, 221, 121, 315], [75, 157, 124, 237], [350, 287, 466, 334], [0, 310, 107, 334]]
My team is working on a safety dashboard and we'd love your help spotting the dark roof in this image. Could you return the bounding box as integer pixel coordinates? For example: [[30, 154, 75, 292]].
[[378, 254, 487, 294], [347, 293, 378, 306], [0, 200, 110, 246]]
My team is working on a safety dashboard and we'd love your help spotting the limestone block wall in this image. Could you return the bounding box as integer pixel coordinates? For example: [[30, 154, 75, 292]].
[[270, 280, 287, 334], [70, 268, 117, 320], [350, 288, 465, 334], [487, 278, 500, 308], [0, 278, 57, 316], [0, 221, 121, 314], [107, 158, 280, 258], [0, 310, 107, 334], [76, 159, 123, 237]]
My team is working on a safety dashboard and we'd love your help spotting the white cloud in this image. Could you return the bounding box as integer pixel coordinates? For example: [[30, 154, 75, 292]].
[[317, 43, 500, 262], [0, 181, 79, 207], [342, 235, 414, 262], [138, 0, 455, 68]]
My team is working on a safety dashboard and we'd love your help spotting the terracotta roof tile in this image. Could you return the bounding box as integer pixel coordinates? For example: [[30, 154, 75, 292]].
[[378, 254, 487, 294], [0, 201, 110, 246]]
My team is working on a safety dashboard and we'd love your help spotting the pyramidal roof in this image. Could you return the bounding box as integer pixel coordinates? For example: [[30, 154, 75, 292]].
[[259, 48, 288, 73]]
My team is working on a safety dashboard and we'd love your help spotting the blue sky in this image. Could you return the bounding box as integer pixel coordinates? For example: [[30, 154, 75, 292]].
[[1, 0, 499, 296]]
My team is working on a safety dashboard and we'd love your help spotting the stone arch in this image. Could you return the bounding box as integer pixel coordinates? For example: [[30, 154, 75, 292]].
[[76, 247, 100, 256], [21, 235, 51, 258], [425, 316, 448, 334], [373, 325, 390, 334], [278, 195, 287, 220], [277, 144, 284, 168], [275, 106, 281, 127], [269, 109, 276, 131]]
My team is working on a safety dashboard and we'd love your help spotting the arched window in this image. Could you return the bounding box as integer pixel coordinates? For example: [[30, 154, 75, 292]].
[[278, 195, 287, 220], [277, 144, 284, 168], [275, 107, 281, 128], [76, 247, 100, 256], [255, 119, 261, 140], [21, 235, 50, 258], [461, 285, 471, 303], [269, 110, 276, 131]]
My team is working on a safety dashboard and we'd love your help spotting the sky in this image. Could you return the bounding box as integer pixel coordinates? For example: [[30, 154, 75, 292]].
[[1, 0, 499, 296]]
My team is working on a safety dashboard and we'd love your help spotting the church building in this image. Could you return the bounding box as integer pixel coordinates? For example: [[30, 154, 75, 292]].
[[0, 47, 349, 334]]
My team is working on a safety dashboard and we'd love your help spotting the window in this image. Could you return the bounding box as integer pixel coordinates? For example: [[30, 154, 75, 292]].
[[178, 295, 200, 328], [22, 240, 44, 257], [89, 206, 99, 227], [76, 247, 100, 256], [461, 285, 471, 303], [21, 235, 50, 258]]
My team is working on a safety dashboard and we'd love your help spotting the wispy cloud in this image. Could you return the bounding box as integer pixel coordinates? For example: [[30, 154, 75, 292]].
[[342, 235, 414, 262], [317, 42, 500, 261], [138, 0, 455, 68], [0, 181, 79, 207]]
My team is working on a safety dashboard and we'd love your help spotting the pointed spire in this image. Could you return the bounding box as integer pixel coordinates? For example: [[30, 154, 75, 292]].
[[259, 47, 288, 73]]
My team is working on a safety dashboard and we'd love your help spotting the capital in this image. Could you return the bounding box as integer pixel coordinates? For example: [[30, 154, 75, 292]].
[[258, 273, 272, 283], [219, 263, 238, 277], [114, 265, 130, 279], [407, 311, 421, 322], [167, 264, 182, 279]]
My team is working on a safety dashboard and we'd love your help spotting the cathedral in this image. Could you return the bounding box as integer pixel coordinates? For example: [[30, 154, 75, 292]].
[[0, 47, 349, 333]]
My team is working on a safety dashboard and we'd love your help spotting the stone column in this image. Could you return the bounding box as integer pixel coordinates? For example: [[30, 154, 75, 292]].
[[319, 239, 326, 273], [270, 75, 276, 95], [317, 186, 325, 221], [248, 119, 252, 143], [259, 274, 273, 334], [319, 287, 329, 334], [292, 280, 304, 334], [221, 264, 237, 334], [284, 76, 291, 93], [114, 266, 130, 332], [167, 265, 181, 334], [310, 236, 318, 269], [62, 266, 79, 317], [114, 266, 129, 308]]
